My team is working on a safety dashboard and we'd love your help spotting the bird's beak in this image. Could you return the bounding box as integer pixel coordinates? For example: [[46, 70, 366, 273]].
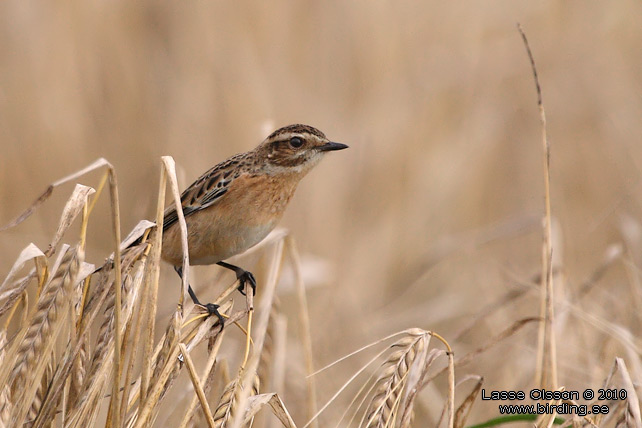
[[318, 141, 349, 152]]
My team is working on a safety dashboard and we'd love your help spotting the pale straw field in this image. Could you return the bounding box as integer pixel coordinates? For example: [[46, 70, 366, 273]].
[[1, 2, 641, 427]]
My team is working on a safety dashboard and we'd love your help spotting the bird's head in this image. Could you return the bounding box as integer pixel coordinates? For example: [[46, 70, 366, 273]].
[[255, 124, 348, 175]]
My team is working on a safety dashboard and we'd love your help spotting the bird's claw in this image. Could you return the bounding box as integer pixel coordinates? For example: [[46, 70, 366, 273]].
[[199, 302, 225, 332], [236, 270, 257, 296]]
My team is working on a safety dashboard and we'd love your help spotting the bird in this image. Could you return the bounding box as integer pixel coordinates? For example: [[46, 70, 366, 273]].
[[160, 124, 348, 326]]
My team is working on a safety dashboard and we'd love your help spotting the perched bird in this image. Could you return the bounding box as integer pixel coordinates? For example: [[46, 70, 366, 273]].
[[161, 124, 348, 325]]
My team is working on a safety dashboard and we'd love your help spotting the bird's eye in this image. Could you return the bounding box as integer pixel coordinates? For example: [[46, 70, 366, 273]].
[[289, 137, 304, 148]]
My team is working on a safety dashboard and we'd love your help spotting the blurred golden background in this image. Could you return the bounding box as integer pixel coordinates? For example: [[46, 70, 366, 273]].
[[2, 1, 641, 425]]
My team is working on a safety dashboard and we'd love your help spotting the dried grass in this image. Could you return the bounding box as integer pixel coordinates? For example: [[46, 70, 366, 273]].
[[3, 159, 440, 428], [1, 136, 640, 427], [2, 9, 642, 426]]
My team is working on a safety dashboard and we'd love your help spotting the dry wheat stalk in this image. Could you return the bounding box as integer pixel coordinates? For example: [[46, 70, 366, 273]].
[[0, 331, 11, 427], [66, 248, 147, 427], [212, 374, 260, 428], [85, 272, 130, 390], [69, 279, 121, 418], [149, 315, 183, 407], [364, 331, 427, 428], [148, 307, 248, 425], [35, 262, 115, 428], [7, 245, 81, 426], [129, 311, 183, 428], [178, 329, 226, 428], [65, 271, 90, 415], [145, 307, 182, 400], [31, 265, 115, 427], [399, 348, 445, 428], [1, 181, 95, 320], [27, 351, 56, 426], [258, 296, 280, 394], [123, 304, 245, 428], [66, 334, 88, 416], [0, 272, 37, 320]]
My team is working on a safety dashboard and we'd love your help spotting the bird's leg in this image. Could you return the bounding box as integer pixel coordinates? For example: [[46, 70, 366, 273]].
[[173, 265, 224, 330], [216, 261, 257, 296]]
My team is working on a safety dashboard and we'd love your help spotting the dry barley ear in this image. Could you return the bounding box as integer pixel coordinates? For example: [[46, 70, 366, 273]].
[[65, 245, 149, 427], [27, 347, 56, 426], [363, 333, 426, 428], [590, 357, 642, 427], [305, 328, 453, 428], [0, 181, 96, 321], [0, 331, 12, 426], [0, 159, 158, 428], [362, 329, 453, 428], [6, 245, 83, 427], [1, 155, 357, 428], [212, 375, 261, 428]]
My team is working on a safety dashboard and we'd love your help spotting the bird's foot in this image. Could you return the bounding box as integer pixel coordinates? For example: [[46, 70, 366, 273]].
[[197, 302, 225, 332], [216, 261, 257, 296], [236, 270, 256, 296], [177, 272, 225, 332]]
